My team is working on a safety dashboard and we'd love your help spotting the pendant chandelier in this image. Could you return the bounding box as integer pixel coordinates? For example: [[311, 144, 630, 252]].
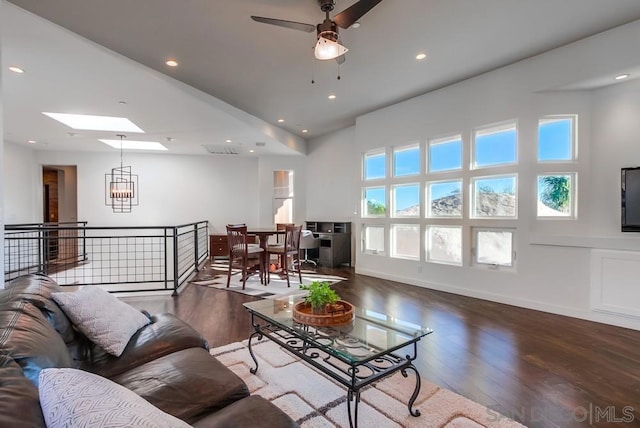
[[105, 134, 138, 213]]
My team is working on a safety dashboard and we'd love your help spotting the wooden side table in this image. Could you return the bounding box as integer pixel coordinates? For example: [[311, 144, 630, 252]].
[[209, 234, 228, 260]]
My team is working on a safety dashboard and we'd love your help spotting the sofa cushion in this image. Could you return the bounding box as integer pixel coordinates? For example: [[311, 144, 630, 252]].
[[191, 395, 299, 428], [39, 368, 191, 428], [111, 347, 250, 423], [0, 300, 73, 386], [0, 354, 46, 428], [3, 273, 75, 343], [84, 313, 209, 378], [52, 286, 150, 357]]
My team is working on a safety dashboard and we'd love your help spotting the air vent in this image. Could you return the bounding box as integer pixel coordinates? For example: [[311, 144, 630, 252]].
[[255, 142, 266, 147], [202, 144, 241, 155]]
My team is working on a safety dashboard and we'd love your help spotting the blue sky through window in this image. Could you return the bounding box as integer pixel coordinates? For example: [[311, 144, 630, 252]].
[[539, 118, 572, 161], [430, 138, 462, 172], [475, 126, 517, 167], [394, 146, 420, 177], [393, 184, 420, 213], [364, 152, 385, 180]]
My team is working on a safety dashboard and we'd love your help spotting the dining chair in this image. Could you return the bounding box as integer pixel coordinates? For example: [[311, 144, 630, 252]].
[[267, 224, 302, 287], [268, 223, 294, 270], [226, 224, 265, 289]]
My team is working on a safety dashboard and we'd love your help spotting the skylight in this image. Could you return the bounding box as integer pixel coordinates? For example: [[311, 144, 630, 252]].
[[42, 112, 145, 133], [99, 139, 167, 151]]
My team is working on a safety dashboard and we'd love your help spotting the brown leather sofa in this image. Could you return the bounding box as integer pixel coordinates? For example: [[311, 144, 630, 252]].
[[0, 274, 298, 427]]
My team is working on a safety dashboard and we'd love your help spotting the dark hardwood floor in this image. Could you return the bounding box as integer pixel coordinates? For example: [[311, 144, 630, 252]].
[[122, 264, 640, 427]]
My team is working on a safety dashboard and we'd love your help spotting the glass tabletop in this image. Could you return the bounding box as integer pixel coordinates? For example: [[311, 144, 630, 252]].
[[244, 296, 433, 363]]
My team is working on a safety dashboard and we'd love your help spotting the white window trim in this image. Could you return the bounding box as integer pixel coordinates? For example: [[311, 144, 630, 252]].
[[470, 174, 518, 219], [393, 142, 421, 178], [425, 225, 463, 266], [362, 186, 387, 218], [471, 227, 517, 271], [427, 133, 463, 174], [537, 115, 578, 163], [361, 224, 386, 256], [472, 120, 518, 170], [391, 183, 420, 218], [363, 148, 387, 181], [389, 223, 421, 261], [425, 178, 463, 219], [536, 172, 577, 220]]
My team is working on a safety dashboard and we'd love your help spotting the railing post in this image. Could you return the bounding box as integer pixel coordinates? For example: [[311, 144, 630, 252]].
[[172, 227, 179, 296], [193, 223, 199, 271]]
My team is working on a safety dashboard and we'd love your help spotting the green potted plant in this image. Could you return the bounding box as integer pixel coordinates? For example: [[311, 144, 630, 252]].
[[299, 281, 340, 314]]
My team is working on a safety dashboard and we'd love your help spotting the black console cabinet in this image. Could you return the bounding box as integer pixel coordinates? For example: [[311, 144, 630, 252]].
[[305, 221, 351, 268]]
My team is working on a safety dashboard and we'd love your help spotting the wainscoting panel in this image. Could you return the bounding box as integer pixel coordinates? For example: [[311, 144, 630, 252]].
[[591, 249, 640, 319]]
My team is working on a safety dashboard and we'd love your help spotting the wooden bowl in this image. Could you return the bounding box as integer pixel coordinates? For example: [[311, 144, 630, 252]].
[[292, 300, 355, 326]]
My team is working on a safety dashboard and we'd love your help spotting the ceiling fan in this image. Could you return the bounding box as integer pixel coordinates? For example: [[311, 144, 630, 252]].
[[251, 0, 383, 63]]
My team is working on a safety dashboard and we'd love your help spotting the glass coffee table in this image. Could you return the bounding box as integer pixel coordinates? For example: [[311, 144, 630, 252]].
[[243, 296, 433, 428]]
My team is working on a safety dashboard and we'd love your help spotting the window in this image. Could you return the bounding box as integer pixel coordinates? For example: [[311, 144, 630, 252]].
[[537, 174, 575, 217], [393, 144, 420, 177], [473, 228, 515, 267], [390, 224, 420, 260], [473, 122, 517, 168], [428, 135, 462, 173], [538, 116, 575, 161], [426, 180, 462, 218], [364, 149, 386, 180], [362, 225, 385, 254], [426, 226, 462, 265], [363, 186, 386, 217], [392, 183, 420, 217], [471, 175, 517, 218], [273, 170, 293, 224]]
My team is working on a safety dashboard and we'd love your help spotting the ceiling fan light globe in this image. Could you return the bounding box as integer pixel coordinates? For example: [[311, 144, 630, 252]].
[[314, 37, 348, 60]]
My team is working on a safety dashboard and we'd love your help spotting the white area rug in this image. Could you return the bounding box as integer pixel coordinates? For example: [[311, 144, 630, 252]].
[[210, 340, 525, 428], [191, 262, 346, 299]]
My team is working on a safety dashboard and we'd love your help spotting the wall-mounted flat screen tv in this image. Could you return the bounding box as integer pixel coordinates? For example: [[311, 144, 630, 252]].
[[621, 167, 640, 232]]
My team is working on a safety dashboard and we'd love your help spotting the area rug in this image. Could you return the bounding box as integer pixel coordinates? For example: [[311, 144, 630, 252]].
[[190, 262, 346, 299], [210, 340, 525, 428]]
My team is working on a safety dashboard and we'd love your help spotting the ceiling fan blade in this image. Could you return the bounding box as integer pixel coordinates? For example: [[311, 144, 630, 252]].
[[251, 16, 315, 33], [333, 0, 383, 29]]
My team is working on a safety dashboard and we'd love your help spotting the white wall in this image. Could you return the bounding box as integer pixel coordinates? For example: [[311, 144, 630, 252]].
[[3, 143, 38, 223], [307, 20, 640, 330], [26, 150, 262, 231], [0, 5, 4, 284]]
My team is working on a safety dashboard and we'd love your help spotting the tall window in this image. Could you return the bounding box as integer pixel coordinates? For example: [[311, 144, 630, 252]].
[[390, 224, 420, 260], [362, 225, 385, 255], [538, 116, 576, 161], [393, 144, 420, 177], [363, 186, 386, 217], [364, 149, 386, 180], [428, 135, 462, 173], [426, 180, 462, 218], [473, 122, 517, 168], [426, 226, 462, 265], [471, 175, 517, 218], [273, 170, 293, 224], [473, 228, 515, 268], [392, 183, 420, 217]]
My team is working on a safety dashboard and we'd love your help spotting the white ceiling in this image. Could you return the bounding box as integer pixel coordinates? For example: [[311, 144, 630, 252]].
[[4, 0, 640, 156]]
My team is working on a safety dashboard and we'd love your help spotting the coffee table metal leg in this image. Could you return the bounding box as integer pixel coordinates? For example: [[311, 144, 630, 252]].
[[401, 364, 422, 416], [346, 389, 360, 428], [247, 330, 262, 374]]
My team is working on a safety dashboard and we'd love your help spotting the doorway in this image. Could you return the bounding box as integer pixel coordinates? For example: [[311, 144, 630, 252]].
[[42, 166, 78, 263]]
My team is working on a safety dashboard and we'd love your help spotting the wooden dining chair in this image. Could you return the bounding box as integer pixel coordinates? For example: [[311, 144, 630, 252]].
[[226, 224, 265, 289], [268, 223, 294, 270], [267, 224, 302, 287]]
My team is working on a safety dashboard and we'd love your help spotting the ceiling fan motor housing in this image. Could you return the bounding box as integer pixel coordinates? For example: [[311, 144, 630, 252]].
[[317, 19, 339, 41], [318, 0, 336, 12]]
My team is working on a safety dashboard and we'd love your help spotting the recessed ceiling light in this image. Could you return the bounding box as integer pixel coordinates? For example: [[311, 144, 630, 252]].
[[328, 94, 336, 100], [278, 119, 285, 123], [165, 59, 178, 67], [416, 53, 427, 60], [8, 66, 24, 73], [302, 129, 308, 133], [615, 74, 630, 80], [249, 149, 255, 153], [42, 112, 145, 133], [99, 139, 167, 151], [27, 140, 36, 144], [225, 139, 232, 143], [351, 22, 361, 29]]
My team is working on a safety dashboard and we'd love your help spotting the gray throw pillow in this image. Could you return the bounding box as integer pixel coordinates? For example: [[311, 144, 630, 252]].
[[52, 286, 150, 357], [39, 368, 191, 428]]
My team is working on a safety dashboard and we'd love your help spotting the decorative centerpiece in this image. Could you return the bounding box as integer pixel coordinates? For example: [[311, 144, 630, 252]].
[[293, 281, 354, 326]]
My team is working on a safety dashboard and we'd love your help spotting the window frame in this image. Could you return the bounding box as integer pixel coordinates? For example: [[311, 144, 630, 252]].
[[426, 179, 463, 218], [472, 120, 518, 170], [536, 173, 577, 219], [391, 183, 420, 218], [470, 174, 518, 219], [393, 142, 421, 178], [427, 134, 463, 173], [389, 223, 421, 261], [537, 115, 577, 163], [472, 227, 516, 270], [425, 225, 463, 266], [363, 148, 387, 181], [361, 224, 386, 255]]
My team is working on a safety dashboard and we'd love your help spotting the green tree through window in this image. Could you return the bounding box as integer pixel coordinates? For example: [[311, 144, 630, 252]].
[[540, 176, 570, 212]]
